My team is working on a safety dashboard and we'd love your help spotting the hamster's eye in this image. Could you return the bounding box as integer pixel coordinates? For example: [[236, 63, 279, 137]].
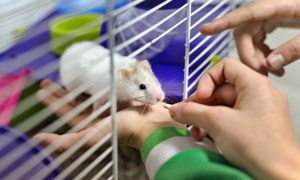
[[139, 84, 146, 90]]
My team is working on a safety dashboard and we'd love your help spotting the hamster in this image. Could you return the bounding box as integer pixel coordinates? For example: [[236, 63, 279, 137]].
[[59, 41, 165, 110]]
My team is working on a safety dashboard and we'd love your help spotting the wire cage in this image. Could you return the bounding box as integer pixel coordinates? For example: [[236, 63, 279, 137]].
[[0, 0, 250, 179]]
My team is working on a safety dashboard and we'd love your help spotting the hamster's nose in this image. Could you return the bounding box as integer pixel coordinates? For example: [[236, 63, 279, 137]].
[[153, 90, 165, 103], [156, 95, 164, 102]]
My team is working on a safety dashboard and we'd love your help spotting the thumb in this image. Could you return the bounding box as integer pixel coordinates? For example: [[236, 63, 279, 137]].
[[267, 34, 300, 70], [169, 102, 229, 135]]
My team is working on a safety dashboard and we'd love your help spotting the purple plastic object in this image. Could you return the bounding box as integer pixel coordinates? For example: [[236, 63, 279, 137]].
[[0, 125, 62, 179], [150, 3, 232, 99], [151, 64, 183, 103], [0, 11, 61, 81], [0, 68, 31, 125], [57, 0, 130, 14], [136, 0, 187, 9], [114, 4, 186, 60], [0, 3, 235, 101]]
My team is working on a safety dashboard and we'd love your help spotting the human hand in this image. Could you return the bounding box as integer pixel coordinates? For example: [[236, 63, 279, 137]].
[[200, 0, 300, 76], [169, 58, 300, 179], [33, 79, 185, 153]]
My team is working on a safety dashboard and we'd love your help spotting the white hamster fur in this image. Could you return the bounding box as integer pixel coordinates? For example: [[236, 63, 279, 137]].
[[60, 41, 165, 110]]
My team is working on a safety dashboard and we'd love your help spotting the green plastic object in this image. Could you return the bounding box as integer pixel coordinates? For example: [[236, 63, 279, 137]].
[[210, 55, 221, 65], [13, 27, 27, 37], [9, 76, 58, 136], [50, 14, 103, 55]]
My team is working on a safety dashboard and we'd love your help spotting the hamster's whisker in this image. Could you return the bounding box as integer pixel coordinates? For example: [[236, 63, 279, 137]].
[[149, 95, 154, 101], [140, 100, 150, 116], [132, 94, 152, 101], [164, 96, 179, 104], [132, 95, 147, 101], [162, 85, 182, 93], [161, 80, 183, 89]]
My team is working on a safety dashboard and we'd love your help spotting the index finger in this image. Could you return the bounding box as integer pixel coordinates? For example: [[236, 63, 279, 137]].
[[188, 58, 260, 100], [40, 79, 68, 97], [200, 0, 293, 35]]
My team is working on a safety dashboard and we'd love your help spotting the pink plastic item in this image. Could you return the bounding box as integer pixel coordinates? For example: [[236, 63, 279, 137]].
[[0, 68, 31, 125]]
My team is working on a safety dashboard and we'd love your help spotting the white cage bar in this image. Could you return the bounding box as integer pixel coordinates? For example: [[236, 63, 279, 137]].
[[0, 0, 250, 179]]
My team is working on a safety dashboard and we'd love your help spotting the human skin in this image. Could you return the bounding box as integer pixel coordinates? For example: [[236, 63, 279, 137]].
[[33, 79, 185, 152], [169, 58, 300, 179], [200, 0, 300, 76], [34, 58, 300, 179]]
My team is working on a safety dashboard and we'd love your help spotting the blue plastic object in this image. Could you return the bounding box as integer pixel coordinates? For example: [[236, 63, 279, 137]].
[[114, 0, 187, 60], [136, 0, 187, 9], [0, 125, 62, 179], [57, 0, 129, 14], [0, 2, 234, 101]]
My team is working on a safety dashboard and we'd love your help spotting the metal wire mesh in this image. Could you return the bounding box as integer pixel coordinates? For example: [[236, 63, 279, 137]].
[[0, 0, 249, 179]]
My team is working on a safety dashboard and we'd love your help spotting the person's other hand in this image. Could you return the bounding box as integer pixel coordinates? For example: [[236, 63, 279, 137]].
[[169, 58, 300, 179], [33, 79, 185, 153], [200, 0, 300, 76]]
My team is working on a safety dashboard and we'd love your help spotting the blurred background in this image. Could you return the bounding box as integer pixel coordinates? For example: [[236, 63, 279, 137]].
[[1, 0, 299, 179], [229, 28, 300, 142]]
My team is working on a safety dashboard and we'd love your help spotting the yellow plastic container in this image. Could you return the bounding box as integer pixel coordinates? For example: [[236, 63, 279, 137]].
[[50, 14, 103, 55]]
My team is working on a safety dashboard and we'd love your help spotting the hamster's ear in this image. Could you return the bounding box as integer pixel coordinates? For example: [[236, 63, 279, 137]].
[[139, 60, 151, 68], [118, 69, 130, 80]]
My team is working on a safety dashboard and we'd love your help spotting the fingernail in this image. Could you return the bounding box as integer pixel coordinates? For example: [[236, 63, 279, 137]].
[[169, 103, 178, 120], [267, 53, 285, 70], [163, 103, 172, 109]]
